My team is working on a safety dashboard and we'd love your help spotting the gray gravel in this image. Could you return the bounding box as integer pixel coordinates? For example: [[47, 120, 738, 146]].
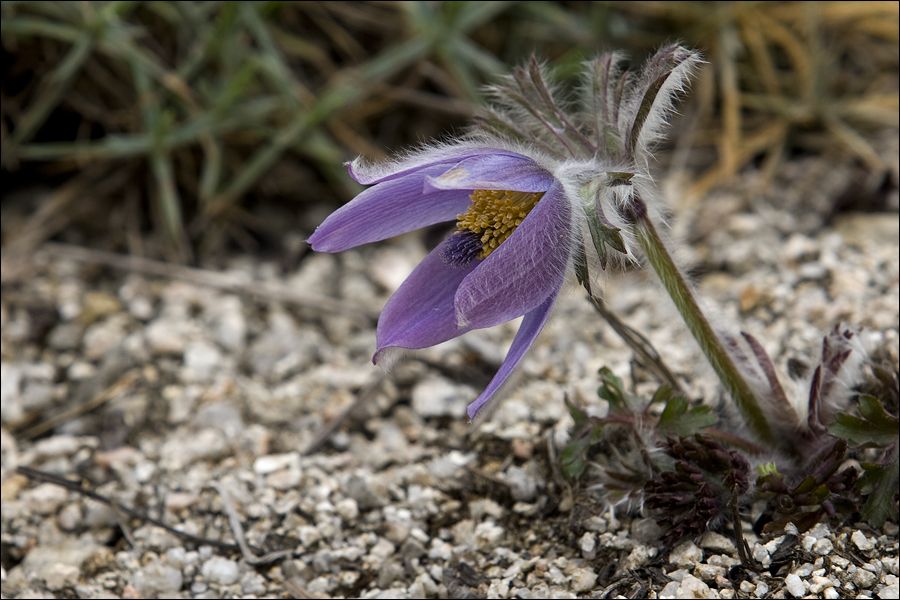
[[1, 155, 898, 598]]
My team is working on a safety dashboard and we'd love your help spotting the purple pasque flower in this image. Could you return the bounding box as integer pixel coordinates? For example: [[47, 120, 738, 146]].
[[309, 46, 702, 421], [308, 142, 573, 420]]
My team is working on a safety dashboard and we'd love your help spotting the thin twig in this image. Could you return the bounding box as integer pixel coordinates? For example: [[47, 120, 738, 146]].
[[38, 242, 379, 323], [302, 372, 386, 456], [588, 294, 686, 397], [15, 467, 240, 553], [211, 482, 292, 565]]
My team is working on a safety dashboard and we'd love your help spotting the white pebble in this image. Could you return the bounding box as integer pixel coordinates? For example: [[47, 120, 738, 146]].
[[879, 584, 900, 599], [580, 532, 597, 559], [854, 568, 877, 588], [252, 452, 300, 474], [335, 497, 359, 522], [659, 580, 681, 599], [813, 538, 834, 556], [852, 530, 875, 551], [784, 573, 807, 597], [200, 556, 239, 585], [677, 574, 712, 598], [669, 541, 703, 567], [572, 567, 597, 593]]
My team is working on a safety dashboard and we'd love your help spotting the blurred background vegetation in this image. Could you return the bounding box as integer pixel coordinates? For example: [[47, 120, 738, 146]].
[[1, 1, 897, 266]]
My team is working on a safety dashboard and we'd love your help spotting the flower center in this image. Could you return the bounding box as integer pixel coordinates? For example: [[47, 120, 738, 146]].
[[441, 189, 544, 267]]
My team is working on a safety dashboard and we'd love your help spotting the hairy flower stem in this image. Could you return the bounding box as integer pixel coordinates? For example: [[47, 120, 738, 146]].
[[629, 198, 776, 448]]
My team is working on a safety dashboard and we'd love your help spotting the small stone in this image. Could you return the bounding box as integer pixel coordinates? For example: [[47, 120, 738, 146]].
[[813, 538, 834, 556], [79, 292, 122, 325], [48, 322, 84, 351], [699, 531, 736, 555], [754, 581, 769, 597], [335, 498, 359, 522], [399, 538, 426, 561], [411, 376, 471, 418], [807, 523, 831, 539], [669, 541, 703, 568], [677, 574, 712, 599], [182, 341, 222, 382], [659, 581, 681, 599], [240, 571, 268, 596], [854, 568, 877, 588], [879, 584, 900, 599], [823, 587, 840, 599], [580, 532, 597, 560], [22, 482, 68, 515], [808, 575, 833, 594], [695, 564, 726, 582], [44, 563, 80, 590], [572, 567, 597, 593], [345, 474, 386, 510], [253, 452, 300, 474], [784, 573, 806, 597], [852, 530, 875, 551], [473, 521, 505, 552], [133, 560, 183, 597], [56, 503, 82, 531], [752, 543, 772, 568], [625, 545, 654, 570], [740, 580, 756, 593], [505, 466, 538, 503], [82, 315, 128, 359], [201, 556, 239, 585]]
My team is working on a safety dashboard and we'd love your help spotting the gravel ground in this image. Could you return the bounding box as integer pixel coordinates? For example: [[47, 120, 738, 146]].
[[1, 153, 898, 599]]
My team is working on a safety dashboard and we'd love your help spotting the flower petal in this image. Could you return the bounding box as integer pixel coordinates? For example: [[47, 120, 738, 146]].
[[466, 289, 558, 420], [455, 180, 572, 329], [424, 153, 554, 193], [374, 239, 478, 358], [349, 146, 527, 185], [308, 165, 470, 252]]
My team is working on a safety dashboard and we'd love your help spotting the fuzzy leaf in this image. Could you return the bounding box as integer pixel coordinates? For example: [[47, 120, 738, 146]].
[[657, 395, 717, 437], [829, 395, 899, 447], [560, 398, 602, 480], [597, 367, 628, 412], [858, 457, 900, 527]]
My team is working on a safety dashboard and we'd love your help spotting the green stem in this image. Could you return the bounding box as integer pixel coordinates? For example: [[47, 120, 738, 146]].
[[633, 205, 775, 448]]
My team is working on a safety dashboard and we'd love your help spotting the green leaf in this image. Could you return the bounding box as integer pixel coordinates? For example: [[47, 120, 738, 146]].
[[657, 395, 717, 437], [564, 396, 589, 428], [560, 398, 602, 480], [858, 458, 900, 528], [829, 395, 899, 447], [559, 433, 592, 480], [597, 367, 628, 412]]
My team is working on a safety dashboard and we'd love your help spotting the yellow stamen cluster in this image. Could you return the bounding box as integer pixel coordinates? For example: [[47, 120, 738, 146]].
[[456, 189, 545, 259]]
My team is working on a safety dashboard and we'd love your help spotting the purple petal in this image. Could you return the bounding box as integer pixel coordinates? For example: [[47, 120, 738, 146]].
[[349, 146, 528, 185], [374, 239, 478, 358], [424, 154, 554, 193], [466, 289, 559, 420], [455, 180, 572, 330], [308, 165, 470, 252]]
